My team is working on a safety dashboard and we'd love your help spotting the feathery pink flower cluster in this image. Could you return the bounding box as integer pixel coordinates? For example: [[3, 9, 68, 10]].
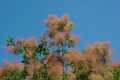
[[65, 71, 76, 80], [0, 60, 24, 77], [26, 60, 41, 79], [55, 32, 65, 44], [48, 63, 63, 80], [83, 42, 112, 65], [63, 48, 82, 63], [110, 60, 120, 70], [104, 72, 113, 80], [46, 53, 64, 79], [84, 52, 100, 72], [4, 46, 16, 54], [12, 60, 24, 71], [27, 65, 34, 78], [44, 14, 69, 28], [88, 73, 104, 80], [46, 53, 59, 67], [70, 34, 80, 45], [59, 14, 69, 26], [25, 37, 37, 48]]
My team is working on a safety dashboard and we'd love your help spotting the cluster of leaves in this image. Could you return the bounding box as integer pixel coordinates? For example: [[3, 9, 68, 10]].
[[0, 14, 120, 80]]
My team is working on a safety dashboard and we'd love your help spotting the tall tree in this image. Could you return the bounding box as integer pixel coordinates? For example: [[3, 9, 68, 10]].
[[0, 14, 120, 80]]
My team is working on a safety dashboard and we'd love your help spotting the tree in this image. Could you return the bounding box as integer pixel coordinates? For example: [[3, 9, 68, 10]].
[[0, 14, 120, 80]]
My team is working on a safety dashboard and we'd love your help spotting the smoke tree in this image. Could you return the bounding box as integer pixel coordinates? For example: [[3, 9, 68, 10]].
[[0, 14, 120, 80]]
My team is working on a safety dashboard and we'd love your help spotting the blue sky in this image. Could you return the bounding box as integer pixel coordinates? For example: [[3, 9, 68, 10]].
[[0, 0, 120, 66]]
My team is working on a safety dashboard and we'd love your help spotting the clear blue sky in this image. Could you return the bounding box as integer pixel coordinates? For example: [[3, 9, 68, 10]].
[[0, 0, 120, 66]]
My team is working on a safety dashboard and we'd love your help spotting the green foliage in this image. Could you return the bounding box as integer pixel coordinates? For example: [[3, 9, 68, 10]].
[[0, 70, 28, 80], [66, 24, 74, 30], [113, 67, 120, 80], [7, 37, 14, 46], [32, 67, 51, 80]]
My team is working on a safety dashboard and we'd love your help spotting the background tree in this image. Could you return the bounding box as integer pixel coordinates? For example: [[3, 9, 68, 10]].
[[0, 14, 120, 80]]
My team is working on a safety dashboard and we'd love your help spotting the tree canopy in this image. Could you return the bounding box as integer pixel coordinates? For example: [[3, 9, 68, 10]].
[[0, 14, 120, 80]]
